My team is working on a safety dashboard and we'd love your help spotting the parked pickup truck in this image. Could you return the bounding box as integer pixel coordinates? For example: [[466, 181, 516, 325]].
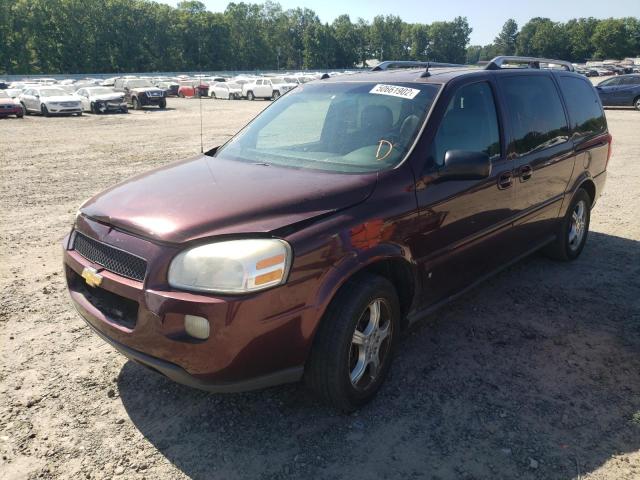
[[242, 77, 297, 100], [114, 78, 166, 110]]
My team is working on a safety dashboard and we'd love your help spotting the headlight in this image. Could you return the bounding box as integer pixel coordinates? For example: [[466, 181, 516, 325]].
[[168, 239, 292, 294]]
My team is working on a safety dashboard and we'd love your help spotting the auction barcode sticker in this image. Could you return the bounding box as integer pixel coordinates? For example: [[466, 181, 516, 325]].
[[369, 84, 420, 99]]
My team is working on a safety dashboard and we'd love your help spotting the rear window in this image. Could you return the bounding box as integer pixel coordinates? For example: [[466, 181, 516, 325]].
[[557, 76, 606, 138], [501, 75, 569, 156]]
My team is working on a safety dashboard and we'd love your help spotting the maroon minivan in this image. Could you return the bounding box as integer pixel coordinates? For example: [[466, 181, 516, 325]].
[[64, 57, 611, 411]]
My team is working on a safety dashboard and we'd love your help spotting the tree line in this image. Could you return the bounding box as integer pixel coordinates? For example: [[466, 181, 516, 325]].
[[0, 0, 638, 75], [468, 17, 640, 65]]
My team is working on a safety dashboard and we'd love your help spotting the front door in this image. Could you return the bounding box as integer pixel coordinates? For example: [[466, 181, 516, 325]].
[[595, 77, 620, 106], [412, 79, 517, 305]]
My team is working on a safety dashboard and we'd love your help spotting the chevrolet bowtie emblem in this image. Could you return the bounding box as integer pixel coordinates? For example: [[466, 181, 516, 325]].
[[81, 267, 103, 287]]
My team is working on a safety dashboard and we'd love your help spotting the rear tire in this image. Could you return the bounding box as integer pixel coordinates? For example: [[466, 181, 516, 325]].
[[543, 188, 591, 261], [272, 90, 281, 100], [634, 96, 640, 111], [305, 273, 400, 412], [159, 98, 166, 109], [41, 104, 50, 117]]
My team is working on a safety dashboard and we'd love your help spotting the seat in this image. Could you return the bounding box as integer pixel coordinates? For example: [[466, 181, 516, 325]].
[[348, 105, 394, 152]]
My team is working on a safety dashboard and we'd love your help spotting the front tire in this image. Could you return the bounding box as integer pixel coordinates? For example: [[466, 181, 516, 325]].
[[132, 97, 141, 110], [41, 104, 50, 117], [159, 98, 166, 109], [305, 274, 400, 412], [247, 91, 255, 101], [543, 188, 591, 261], [634, 96, 640, 111]]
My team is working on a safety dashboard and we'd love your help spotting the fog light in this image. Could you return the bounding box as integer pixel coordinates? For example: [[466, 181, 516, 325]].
[[184, 315, 210, 340]]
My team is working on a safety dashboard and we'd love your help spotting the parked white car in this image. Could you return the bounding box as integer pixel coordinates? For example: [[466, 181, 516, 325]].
[[242, 77, 297, 100], [19, 86, 82, 116], [210, 82, 242, 100], [75, 86, 127, 113]]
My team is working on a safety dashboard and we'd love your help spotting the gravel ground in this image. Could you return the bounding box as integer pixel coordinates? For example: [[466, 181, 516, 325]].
[[1, 97, 639, 480]]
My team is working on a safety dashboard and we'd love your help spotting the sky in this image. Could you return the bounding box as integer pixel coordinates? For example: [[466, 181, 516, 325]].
[[165, 0, 640, 45]]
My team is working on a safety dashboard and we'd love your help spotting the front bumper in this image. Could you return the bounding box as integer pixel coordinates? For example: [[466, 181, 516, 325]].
[[94, 100, 127, 112], [0, 105, 22, 115], [63, 218, 317, 391], [46, 104, 82, 114]]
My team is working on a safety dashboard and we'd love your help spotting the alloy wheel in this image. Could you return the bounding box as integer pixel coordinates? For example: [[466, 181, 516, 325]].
[[349, 298, 393, 391], [568, 200, 587, 251]]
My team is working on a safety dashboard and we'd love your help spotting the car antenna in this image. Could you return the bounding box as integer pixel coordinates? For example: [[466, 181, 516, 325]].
[[198, 32, 204, 154]]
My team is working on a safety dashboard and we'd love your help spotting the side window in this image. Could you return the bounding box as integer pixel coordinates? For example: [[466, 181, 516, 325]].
[[600, 77, 620, 87], [502, 75, 569, 156], [429, 81, 501, 167], [256, 80, 263, 85], [558, 76, 606, 138], [621, 76, 640, 85]]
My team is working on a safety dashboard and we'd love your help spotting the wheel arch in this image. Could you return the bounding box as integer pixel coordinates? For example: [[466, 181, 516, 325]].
[[312, 247, 419, 337]]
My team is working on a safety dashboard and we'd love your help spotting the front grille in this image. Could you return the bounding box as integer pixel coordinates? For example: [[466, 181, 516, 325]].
[[72, 232, 147, 281], [60, 101, 78, 107], [70, 269, 138, 330]]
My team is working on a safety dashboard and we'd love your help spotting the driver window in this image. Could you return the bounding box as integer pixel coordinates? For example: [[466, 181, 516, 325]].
[[428, 82, 500, 168]]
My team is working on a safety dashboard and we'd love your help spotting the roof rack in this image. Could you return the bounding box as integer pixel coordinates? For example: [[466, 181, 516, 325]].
[[485, 56, 574, 72], [371, 60, 466, 71]]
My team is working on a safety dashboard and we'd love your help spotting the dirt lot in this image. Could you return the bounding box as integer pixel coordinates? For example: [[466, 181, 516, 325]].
[[1, 97, 639, 480]]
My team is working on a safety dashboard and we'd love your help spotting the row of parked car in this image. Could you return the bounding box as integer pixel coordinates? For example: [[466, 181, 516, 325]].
[[0, 71, 334, 117], [575, 64, 640, 77]]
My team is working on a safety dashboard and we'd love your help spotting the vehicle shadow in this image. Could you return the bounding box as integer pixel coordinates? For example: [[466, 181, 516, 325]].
[[118, 231, 640, 480]]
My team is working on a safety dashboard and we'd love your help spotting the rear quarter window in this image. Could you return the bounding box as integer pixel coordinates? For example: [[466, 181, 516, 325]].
[[558, 76, 606, 138], [501, 75, 569, 156]]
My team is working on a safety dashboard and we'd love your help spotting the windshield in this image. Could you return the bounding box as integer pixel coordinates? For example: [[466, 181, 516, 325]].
[[214, 82, 440, 173], [39, 88, 67, 97], [126, 80, 153, 88], [87, 87, 115, 95]]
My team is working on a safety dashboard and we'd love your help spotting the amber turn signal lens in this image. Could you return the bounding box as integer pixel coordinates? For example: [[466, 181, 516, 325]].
[[256, 254, 285, 270], [254, 269, 284, 286]]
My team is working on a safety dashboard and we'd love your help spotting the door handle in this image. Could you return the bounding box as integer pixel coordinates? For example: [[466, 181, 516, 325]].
[[519, 165, 533, 182], [498, 171, 513, 190]]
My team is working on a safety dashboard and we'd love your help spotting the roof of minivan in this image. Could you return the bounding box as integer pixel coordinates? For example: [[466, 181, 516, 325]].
[[322, 66, 583, 85], [322, 67, 482, 85]]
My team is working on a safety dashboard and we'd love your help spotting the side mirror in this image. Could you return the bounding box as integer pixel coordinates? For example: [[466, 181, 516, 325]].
[[34, 94, 40, 98], [439, 150, 491, 181]]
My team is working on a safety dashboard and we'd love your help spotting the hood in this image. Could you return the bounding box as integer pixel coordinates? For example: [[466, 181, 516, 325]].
[[131, 87, 163, 94], [80, 155, 377, 244], [41, 95, 80, 102], [91, 93, 124, 101]]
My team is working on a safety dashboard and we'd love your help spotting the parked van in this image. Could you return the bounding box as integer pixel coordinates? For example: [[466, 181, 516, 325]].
[[64, 57, 611, 411]]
